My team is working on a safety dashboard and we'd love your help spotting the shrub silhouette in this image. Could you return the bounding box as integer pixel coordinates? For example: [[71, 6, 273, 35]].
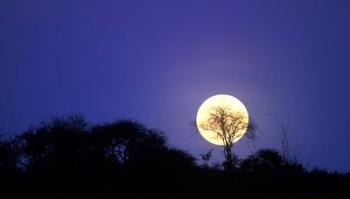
[[241, 149, 283, 174]]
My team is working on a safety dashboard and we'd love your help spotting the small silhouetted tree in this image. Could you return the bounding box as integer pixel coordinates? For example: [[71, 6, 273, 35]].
[[198, 106, 255, 170], [270, 116, 301, 167], [200, 149, 214, 168]]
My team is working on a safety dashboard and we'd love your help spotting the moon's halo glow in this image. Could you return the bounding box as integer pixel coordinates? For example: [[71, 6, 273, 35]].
[[196, 94, 249, 145]]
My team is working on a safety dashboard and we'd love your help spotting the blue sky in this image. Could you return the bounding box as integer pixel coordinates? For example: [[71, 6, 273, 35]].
[[1, 0, 350, 171]]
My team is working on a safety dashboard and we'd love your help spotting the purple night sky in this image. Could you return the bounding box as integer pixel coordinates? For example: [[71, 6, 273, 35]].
[[1, 0, 349, 171]]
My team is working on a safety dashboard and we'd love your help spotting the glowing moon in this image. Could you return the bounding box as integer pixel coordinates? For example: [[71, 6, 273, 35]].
[[196, 94, 249, 145]]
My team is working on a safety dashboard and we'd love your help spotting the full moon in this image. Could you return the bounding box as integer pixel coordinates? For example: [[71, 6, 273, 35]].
[[196, 94, 249, 145]]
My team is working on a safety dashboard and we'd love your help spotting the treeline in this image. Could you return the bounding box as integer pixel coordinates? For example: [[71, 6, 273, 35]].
[[0, 115, 349, 198]]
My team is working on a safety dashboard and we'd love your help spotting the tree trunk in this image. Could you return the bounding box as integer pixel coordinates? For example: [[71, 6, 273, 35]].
[[224, 144, 233, 170]]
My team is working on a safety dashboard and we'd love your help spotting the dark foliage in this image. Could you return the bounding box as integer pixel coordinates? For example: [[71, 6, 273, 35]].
[[0, 116, 349, 198], [0, 135, 19, 174]]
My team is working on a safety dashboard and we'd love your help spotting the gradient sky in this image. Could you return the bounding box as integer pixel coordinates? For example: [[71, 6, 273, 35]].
[[1, 0, 350, 172]]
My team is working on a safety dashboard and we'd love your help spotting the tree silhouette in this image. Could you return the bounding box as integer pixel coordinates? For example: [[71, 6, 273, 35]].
[[198, 106, 255, 170], [91, 120, 196, 177], [16, 115, 90, 175], [12, 116, 197, 181], [90, 120, 170, 169]]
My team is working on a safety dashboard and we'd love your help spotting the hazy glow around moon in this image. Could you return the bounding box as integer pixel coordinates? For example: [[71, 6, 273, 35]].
[[196, 94, 249, 145]]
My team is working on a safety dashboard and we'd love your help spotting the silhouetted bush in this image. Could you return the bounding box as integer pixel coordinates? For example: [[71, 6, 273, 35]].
[[241, 149, 283, 174]]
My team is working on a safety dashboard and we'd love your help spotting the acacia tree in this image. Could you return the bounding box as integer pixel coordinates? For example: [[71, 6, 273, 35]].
[[199, 106, 255, 170]]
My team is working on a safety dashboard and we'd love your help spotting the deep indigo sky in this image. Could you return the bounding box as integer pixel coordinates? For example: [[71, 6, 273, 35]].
[[1, 0, 350, 171]]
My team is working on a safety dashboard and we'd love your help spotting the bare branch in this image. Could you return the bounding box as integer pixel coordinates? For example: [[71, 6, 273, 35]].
[[198, 106, 251, 170]]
